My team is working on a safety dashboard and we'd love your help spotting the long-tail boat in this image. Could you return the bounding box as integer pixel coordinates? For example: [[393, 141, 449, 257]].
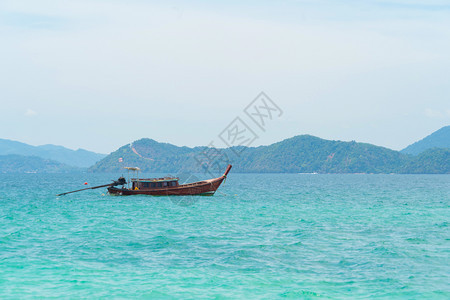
[[57, 165, 232, 197]]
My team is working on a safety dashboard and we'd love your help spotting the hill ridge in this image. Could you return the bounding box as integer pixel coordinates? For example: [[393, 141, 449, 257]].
[[0, 138, 106, 168], [0, 154, 81, 173], [402, 125, 450, 155], [89, 134, 449, 174]]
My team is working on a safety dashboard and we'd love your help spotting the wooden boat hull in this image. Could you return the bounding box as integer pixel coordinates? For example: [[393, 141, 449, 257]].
[[107, 171, 229, 196]]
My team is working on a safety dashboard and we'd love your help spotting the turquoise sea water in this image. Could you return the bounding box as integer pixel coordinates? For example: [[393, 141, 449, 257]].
[[0, 173, 449, 299]]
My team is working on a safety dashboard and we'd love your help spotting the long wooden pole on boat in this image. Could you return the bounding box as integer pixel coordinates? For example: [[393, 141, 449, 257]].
[[56, 177, 126, 196], [56, 183, 112, 196]]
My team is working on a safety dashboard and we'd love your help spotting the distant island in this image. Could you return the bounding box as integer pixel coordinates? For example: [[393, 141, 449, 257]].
[[0, 155, 80, 173], [1, 126, 448, 174], [0, 138, 106, 168], [0, 139, 106, 173], [89, 126, 449, 174], [401, 125, 450, 155]]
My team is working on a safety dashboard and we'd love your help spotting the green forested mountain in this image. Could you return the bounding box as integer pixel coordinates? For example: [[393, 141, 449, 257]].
[[233, 135, 407, 173], [400, 148, 450, 174], [402, 126, 450, 155], [0, 138, 106, 168], [0, 155, 80, 173], [89, 135, 449, 174], [87, 139, 199, 173], [4, 132, 445, 174]]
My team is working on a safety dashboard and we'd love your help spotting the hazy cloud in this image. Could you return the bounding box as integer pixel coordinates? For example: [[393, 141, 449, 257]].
[[424, 108, 448, 118], [25, 109, 37, 117]]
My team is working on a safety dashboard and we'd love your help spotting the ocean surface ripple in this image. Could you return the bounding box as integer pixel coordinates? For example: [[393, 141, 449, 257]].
[[0, 173, 449, 298]]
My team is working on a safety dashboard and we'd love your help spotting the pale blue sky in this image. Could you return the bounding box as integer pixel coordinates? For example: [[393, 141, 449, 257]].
[[1, 0, 449, 153]]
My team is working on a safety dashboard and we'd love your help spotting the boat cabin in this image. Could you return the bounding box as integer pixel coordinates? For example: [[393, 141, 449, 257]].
[[123, 167, 180, 190], [131, 177, 179, 190]]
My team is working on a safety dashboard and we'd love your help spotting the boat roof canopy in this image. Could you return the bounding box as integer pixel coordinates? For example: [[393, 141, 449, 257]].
[[131, 177, 179, 183], [124, 167, 141, 171]]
